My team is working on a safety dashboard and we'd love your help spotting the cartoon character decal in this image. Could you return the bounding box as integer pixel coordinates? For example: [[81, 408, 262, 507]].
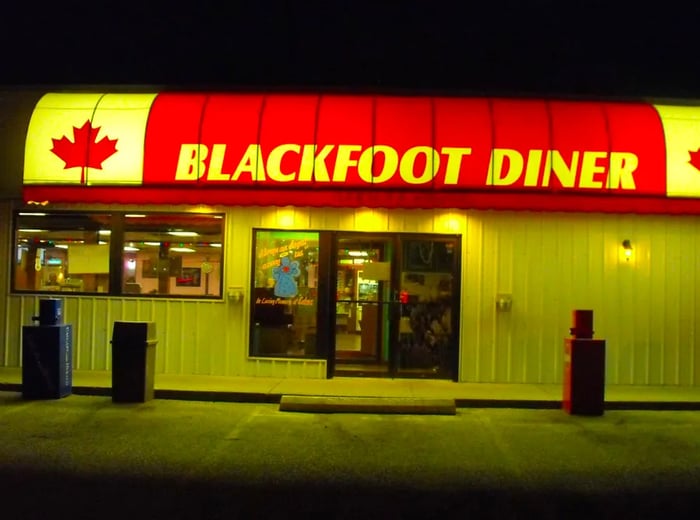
[[272, 256, 300, 297]]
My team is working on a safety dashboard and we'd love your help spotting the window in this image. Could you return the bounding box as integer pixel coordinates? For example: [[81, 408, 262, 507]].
[[13, 211, 224, 298], [250, 229, 320, 357], [122, 213, 223, 297], [14, 212, 112, 293]]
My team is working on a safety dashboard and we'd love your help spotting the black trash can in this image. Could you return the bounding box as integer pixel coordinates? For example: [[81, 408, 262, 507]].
[[111, 321, 157, 403]]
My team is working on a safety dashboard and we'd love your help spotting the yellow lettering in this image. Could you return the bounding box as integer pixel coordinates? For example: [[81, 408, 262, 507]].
[[487, 149, 523, 185], [400, 146, 439, 184], [267, 144, 300, 182], [332, 145, 362, 182], [298, 144, 333, 182], [358, 145, 399, 184], [207, 144, 230, 181], [546, 150, 579, 188], [232, 144, 266, 182], [175, 144, 207, 180], [578, 151, 606, 188], [524, 150, 543, 186], [440, 147, 472, 184], [608, 152, 638, 189]]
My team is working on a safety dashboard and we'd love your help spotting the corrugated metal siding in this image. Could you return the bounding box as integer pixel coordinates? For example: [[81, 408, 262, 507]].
[[2, 204, 699, 385], [461, 210, 700, 385], [4, 293, 326, 378], [1, 205, 330, 379]]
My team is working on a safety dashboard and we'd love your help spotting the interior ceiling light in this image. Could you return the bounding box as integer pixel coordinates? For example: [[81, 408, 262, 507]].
[[123, 246, 140, 252], [98, 230, 111, 235], [170, 247, 195, 253], [210, 243, 222, 248], [348, 250, 369, 257], [125, 214, 146, 218], [143, 241, 161, 246], [168, 231, 198, 237], [18, 212, 47, 216]]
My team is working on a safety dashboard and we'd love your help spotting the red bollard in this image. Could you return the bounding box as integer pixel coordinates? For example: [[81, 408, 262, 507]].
[[569, 309, 593, 339], [563, 310, 606, 416]]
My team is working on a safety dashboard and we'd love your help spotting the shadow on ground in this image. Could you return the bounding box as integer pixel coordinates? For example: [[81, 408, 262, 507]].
[[2, 467, 698, 519]]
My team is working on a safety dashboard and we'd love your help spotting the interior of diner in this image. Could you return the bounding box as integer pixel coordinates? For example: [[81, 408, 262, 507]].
[[13, 212, 224, 297], [333, 235, 458, 378]]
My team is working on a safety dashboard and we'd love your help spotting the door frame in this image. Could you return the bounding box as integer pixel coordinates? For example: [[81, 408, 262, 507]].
[[326, 231, 461, 381], [328, 232, 394, 377]]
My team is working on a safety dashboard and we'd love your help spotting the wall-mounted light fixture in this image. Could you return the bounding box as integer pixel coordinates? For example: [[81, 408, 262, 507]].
[[622, 239, 633, 261]]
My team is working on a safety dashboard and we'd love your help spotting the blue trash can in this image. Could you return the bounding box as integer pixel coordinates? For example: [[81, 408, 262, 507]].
[[22, 324, 72, 399]]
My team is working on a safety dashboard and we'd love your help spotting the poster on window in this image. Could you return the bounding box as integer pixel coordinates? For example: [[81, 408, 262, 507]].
[[251, 230, 320, 357], [254, 231, 319, 298]]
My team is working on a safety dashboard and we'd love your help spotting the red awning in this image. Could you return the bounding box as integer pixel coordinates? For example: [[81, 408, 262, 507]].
[[24, 92, 684, 212]]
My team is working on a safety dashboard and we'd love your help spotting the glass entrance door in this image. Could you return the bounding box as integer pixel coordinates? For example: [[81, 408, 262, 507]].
[[334, 237, 392, 377], [395, 238, 458, 379], [332, 234, 460, 379]]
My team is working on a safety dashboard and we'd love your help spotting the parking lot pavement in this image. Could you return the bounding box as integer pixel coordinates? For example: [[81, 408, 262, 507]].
[[1, 391, 700, 518]]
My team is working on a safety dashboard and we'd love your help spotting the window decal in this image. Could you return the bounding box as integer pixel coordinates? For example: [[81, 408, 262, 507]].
[[272, 256, 300, 297]]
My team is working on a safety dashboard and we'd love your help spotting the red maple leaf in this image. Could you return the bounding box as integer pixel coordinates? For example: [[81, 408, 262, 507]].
[[51, 120, 118, 183], [689, 148, 700, 172]]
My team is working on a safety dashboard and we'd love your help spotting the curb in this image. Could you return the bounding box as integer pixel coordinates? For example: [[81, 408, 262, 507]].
[[3, 382, 700, 411], [156, 389, 281, 403], [455, 398, 561, 409]]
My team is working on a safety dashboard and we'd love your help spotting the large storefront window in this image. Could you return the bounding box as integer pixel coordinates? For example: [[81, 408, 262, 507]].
[[251, 230, 320, 357], [122, 213, 223, 297], [14, 212, 112, 293], [13, 211, 224, 298]]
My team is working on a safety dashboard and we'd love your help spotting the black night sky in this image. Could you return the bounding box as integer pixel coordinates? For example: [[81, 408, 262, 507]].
[[2, 1, 700, 99]]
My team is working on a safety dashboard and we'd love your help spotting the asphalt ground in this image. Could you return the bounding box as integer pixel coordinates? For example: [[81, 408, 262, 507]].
[[1, 391, 700, 519]]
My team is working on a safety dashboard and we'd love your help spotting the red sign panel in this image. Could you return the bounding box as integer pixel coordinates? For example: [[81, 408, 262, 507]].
[[25, 92, 676, 211], [142, 94, 666, 197]]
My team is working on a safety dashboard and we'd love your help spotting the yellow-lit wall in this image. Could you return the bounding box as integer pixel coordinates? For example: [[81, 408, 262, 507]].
[[462, 211, 699, 385], [1, 201, 699, 385]]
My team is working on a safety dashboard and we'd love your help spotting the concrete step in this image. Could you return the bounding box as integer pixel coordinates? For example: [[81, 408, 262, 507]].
[[279, 395, 457, 415]]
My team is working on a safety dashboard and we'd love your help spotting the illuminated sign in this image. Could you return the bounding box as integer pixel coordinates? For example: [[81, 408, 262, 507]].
[[654, 105, 700, 198], [20, 92, 700, 211], [171, 143, 641, 191], [24, 93, 157, 185], [141, 95, 666, 195]]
